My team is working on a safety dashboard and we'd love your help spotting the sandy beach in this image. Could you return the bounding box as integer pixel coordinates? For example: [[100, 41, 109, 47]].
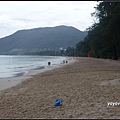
[[0, 57, 120, 118]]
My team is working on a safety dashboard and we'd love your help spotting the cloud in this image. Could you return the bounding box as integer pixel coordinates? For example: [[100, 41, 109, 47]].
[[13, 18, 35, 23], [0, 1, 98, 38]]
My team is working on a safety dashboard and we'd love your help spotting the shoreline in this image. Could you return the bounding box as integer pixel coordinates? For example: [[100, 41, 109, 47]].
[[0, 57, 120, 118], [0, 57, 75, 92]]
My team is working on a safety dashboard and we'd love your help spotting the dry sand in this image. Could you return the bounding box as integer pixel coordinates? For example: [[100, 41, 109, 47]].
[[0, 57, 120, 119]]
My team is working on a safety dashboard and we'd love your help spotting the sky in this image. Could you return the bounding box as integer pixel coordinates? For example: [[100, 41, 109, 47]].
[[0, 1, 99, 38]]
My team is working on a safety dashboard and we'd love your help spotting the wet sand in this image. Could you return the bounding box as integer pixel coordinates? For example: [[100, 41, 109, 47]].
[[0, 57, 120, 118]]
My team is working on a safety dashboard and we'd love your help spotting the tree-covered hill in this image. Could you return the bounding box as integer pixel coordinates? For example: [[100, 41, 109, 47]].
[[0, 25, 87, 55]]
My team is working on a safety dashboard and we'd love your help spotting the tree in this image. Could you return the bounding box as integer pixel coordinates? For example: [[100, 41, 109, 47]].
[[76, 36, 90, 57], [65, 2, 120, 60], [65, 47, 76, 56], [88, 2, 120, 59]]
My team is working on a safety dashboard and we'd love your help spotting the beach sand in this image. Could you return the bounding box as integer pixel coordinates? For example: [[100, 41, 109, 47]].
[[0, 57, 120, 118]]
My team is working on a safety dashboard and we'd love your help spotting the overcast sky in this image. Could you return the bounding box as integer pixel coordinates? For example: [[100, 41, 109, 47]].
[[0, 1, 98, 38]]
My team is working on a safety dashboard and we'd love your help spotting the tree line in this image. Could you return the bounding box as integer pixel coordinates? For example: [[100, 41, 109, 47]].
[[64, 1, 120, 60]]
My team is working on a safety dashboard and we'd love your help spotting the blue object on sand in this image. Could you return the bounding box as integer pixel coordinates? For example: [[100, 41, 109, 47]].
[[54, 99, 62, 106]]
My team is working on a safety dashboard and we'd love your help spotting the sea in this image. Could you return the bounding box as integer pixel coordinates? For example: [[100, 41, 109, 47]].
[[0, 55, 68, 79]]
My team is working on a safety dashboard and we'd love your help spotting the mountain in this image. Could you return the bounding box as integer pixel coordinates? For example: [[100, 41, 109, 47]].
[[0, 25, 87, 55]]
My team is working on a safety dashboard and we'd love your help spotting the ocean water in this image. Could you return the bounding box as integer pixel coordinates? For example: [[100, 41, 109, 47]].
[[0, 55, 67, 79]]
